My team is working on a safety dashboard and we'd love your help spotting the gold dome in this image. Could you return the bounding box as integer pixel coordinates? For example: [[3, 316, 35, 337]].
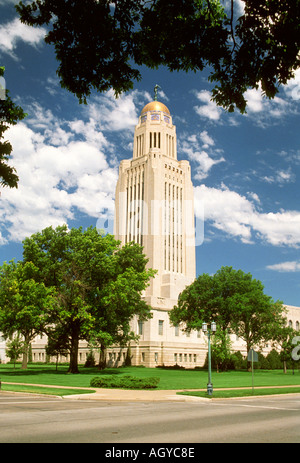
[[141, 101, 170, 115]]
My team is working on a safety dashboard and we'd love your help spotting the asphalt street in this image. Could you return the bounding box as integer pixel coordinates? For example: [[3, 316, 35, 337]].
[[0, 391, 299, 444]]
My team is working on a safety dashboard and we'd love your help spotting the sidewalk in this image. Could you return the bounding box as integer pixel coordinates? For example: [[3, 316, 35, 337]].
[[65, 388, 209, 402], [2, 382, 300, 402], [70, 385, 300, 402], [1, 382, 208, 402]]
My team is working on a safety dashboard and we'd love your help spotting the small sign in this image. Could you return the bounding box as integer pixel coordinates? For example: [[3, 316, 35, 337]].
[[247, 348, 258, 362]]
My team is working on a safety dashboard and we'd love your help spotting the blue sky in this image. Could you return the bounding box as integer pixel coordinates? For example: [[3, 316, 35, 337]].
[[0, 1, 300, 307]]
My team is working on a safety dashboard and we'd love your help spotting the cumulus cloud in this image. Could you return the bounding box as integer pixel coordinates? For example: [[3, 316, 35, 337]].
[[194, 90, 223, 121], [179, 131, 225, 180], [193, 76, 297, 127], [266, 261, 300, 272], [0, 17, 46, 59], [194, 184, 300, 247], [1, 120, 118, 242], [284, 68, 300, 102], [244, 86, 290, 122], [88, 89, 140, 132], [0, 88, 160, 244], [0, 91, 137, 243]]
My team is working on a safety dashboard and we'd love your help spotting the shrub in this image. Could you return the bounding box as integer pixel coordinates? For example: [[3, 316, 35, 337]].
[[84, 351, 96, 367], [254, 352, 270, 369], [266, 349, 282, 369], [231, 351, 247, 370], [90, 375, 160, 389]]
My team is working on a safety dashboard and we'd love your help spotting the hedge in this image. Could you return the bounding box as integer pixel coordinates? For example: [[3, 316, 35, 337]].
[[90, 375, 160, 389]]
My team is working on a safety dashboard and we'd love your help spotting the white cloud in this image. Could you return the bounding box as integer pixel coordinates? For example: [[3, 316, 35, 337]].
[[89, 89, 140, 132], [266, 261, 300, 272], [180, 131, 225, 180], [194, 184, 300, 247], [262, 168, 295, 186], [284, 69, 300, 102], [0, 89, 149, 244], [199, 130, 215, 148], [0, 18, 46, 59], [0, 108, 118, 243], [194, 90, 223, 121], [244, 88, 264, 113], [0, 0, 18, 4], [244, 86, 290, 120]]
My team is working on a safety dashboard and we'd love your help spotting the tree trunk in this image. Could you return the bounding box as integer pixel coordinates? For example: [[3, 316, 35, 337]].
[[283, 360, 287, 374], [98, 344, 107, 370], [21, 337, 30, 369], [68, 336, 79, 374], [246, 340, 252, 372]]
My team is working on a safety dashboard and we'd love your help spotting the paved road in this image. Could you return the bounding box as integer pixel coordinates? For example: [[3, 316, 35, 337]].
[[0, 392, 299, 444]]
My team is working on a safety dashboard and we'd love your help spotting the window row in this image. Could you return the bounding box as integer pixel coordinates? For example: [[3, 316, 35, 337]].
[[138, 320, 203, 338], [289, 320, 300, 330]]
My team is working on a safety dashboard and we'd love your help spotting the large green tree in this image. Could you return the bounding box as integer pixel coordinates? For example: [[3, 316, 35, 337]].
[[0, 260, 56, 369], [170, 266, 287, 355], [22, 225, 155, 373], [0, 67, 27, 188], [16, 0, 300, 112]]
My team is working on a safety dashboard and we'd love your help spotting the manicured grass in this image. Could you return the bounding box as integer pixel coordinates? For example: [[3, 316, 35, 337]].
[[1, 383, 95, 396], [0, 364, 299, 392], [177, 387, 300, 399]]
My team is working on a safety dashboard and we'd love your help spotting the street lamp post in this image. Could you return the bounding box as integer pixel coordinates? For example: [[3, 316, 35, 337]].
[[202, 321, 216, 396]]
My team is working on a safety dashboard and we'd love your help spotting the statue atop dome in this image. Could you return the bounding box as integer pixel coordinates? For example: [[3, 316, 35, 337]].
[[154, 84, 161, 101]]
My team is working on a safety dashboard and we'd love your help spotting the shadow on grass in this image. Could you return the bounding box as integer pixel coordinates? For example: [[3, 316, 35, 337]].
[[0, 364, 125, 378]]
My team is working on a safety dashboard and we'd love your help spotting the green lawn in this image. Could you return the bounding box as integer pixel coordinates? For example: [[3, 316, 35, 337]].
[[1, 364, 300, 392], [1, 383, 95, 396], [178, 386, 300, 399]]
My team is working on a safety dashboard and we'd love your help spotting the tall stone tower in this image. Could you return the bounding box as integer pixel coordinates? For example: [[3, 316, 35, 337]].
[[114, 94, 196, 366]]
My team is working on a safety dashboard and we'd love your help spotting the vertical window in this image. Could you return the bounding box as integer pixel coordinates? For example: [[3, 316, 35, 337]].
[[175, 325, 179, 336], [158, 320, 164, 335], [138, 320, 144, 335]]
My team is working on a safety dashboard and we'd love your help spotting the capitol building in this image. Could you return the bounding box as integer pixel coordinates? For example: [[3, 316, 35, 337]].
[[0, 95, 299, 367]]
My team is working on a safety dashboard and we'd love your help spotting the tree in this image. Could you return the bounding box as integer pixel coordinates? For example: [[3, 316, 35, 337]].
[[0, 260, 56, 369], [22, 225, 155, 373], [275, 326, 298, 373], [229, 288, 286, 356], [5, 334, 24, 368], [211, 327, 232, 372], [0, 67, 27, 188], [16, 1, 300, 112], [170, 266, 287, 360], [45, 328, 70, 370]]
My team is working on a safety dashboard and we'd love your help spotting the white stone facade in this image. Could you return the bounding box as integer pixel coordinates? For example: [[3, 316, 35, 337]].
[[112, 99, 300, 368]]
